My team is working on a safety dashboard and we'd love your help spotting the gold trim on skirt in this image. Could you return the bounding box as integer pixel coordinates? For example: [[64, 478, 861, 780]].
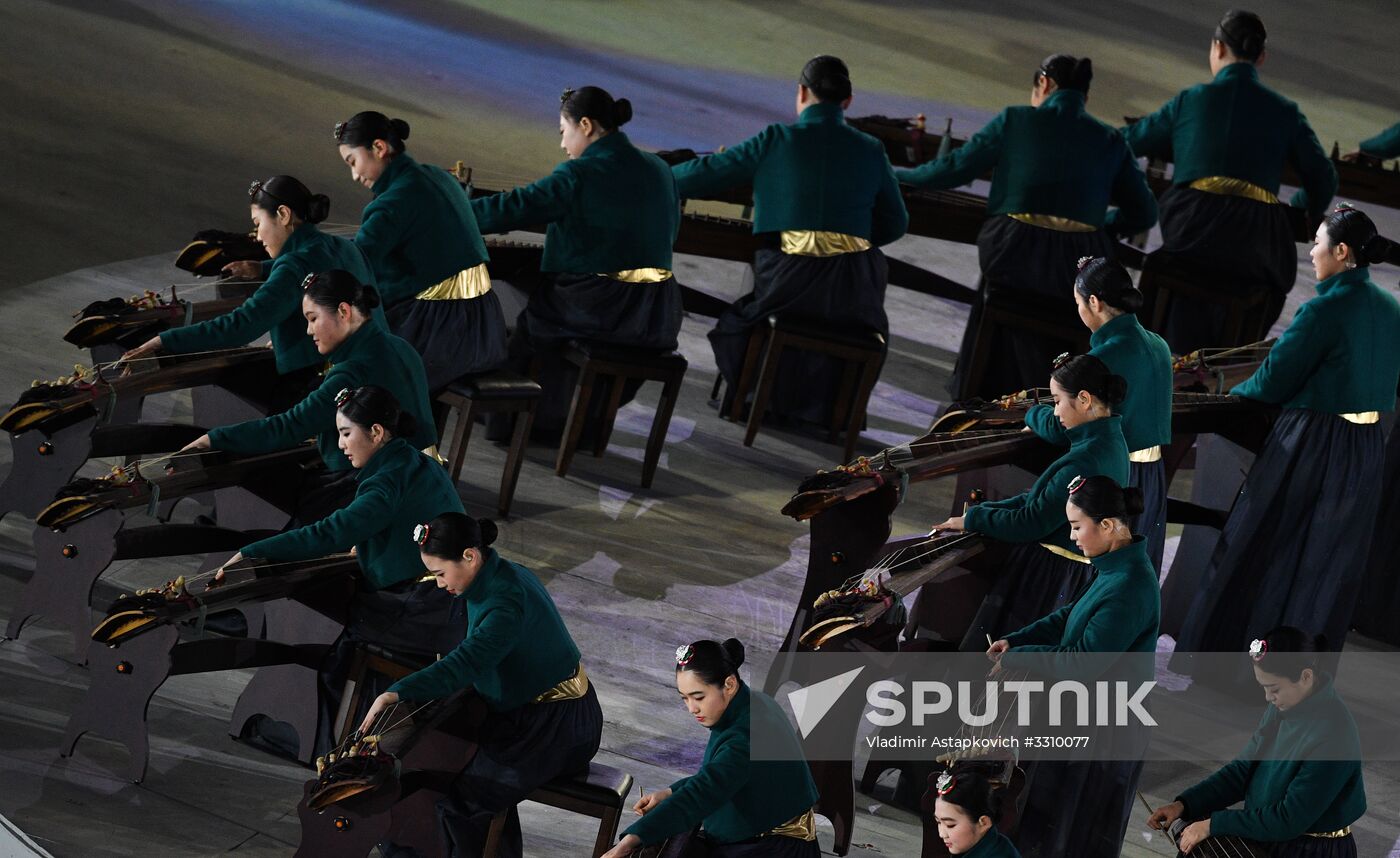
[[1129, 445, 1163, 463], [1304, 826, 1352, 838], [414, 263, 493, 300], [532, 663, 590, 704], [768, 808, 817, 841], [780, 230, 873, 257], [1340, 411, 1380, 425], [1040, 543, 1093, 564], [602, 268, 674, 283], [1007, 213, 1097, 232], [1187, 176, 1280, 205]]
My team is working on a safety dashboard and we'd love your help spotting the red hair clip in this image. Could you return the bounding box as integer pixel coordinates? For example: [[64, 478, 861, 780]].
[[936, 771, 956, 795], [1052, 351, 1072, 371], [1067, 474, 1087, 494], [675, 645, 695, 667], [1249, 639, 1267, 661], [413, 523, 430, 546]]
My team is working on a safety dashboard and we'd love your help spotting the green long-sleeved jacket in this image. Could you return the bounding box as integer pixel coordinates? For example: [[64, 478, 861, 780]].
[[1025, 313, 1173, 452], [1123, 63, 1337, 217], [963, 416, 1129, 554], [671, 101, 908, 246], [1359, 123, 1400, 159], [961, 829, 1021, 858], [240, 438, 462, 590], [624, 684, 820, 845], [1178, 674, 1365, 841], [388, 548, 581, 711], [472, 131, 679, 273], [1232, 267, 1400, 414], [160, 224, 377, 373], [897, 90, 1157, 237], [357, 153, 490, 306], [207, 318, 435, 469]]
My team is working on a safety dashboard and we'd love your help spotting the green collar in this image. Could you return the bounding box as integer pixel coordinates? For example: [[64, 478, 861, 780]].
[[1066, 413, 1123, 445], [1040, 89, 1087, 114], [1089, 311, 1139, 347], [1278, 672, 1338, 722], [797, 101, 846, 125], [326, 315, 382, 364], [371, 153, 416, 196], [463, 547, 502, 600], [1090, 536, 1149, 574], [277, 221, 322, 258], [356, 436, 413, 480], [1213, 62, 1259, 83], [1314, 266, 1370, 296], [713, 682, 750, 732], [576, 130, 631, 161]]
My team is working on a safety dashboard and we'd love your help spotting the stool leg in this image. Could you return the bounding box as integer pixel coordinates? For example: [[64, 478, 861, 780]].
[[557, 366, 596, 478], [593, 374, 627, 458], [643, 372, 683, 489], [744, 338, 783, 448], [709, 373, 722, 403], [335, 646, 370, 747], [448, 401, 478, 484], [482, 809, 509, 858], [845, 356, 882, 463], [830, 359, 859, 440], [729, 327, 767, 422], [499, 401, 536, 518], [593, 807, 621, 857]]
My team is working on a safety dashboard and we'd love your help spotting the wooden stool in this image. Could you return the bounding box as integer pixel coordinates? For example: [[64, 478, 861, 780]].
[[1138, 252, 1272, 350], [483, 761, 635, 858], [435, 370, 541, 517], [725, 314, 884, 462], [557, 341, 688, 488], [334, 643, 432, 744], [960, 285, 1088, 402]]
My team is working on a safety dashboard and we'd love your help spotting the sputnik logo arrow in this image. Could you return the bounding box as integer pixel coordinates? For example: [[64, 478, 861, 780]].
[[788, 667, 865, 738]]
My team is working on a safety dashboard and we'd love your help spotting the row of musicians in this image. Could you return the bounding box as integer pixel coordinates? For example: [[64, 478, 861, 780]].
[[196, 378, 1365, 858], [124, 10, 1398, 441]]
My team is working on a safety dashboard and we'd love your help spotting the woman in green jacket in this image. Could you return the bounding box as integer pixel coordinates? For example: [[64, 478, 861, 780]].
[[900, 55, 1156, 401], [1150, 627, 1365, 856], [932, 768, 1021, 857], [1174, 206, 1400, 664], [334, 111, 507, 390], [359, 512, 601, 858], [603, 638, 820, 857]]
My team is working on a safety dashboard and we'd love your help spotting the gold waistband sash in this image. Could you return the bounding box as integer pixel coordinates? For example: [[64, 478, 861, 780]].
[[532, 662, 590, 704], [1304, 826, 1352, 839], [780, 230, 872, 257], [1129, 445, 1163, 463], [602, 268, 673, 283], [1187, 176, 1280, 205], [767, 808, 817, 841], [1340, 411, 1380, 425], [1008, 213, 1097, 232], [415, 263, 493, 300], [1040, 543, 1093, 564]]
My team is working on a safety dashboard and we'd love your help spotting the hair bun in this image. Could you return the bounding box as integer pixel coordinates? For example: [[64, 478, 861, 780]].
[[1072, 57, 1094, 90], [1104, 373, 1129, 407], [721, 638, 746, 670], [1362, 234, 1393, 266], [612, 97, 633, 127], [306, 193, 331, 224], [390, 118, 411, 141], [478, 519, 499, 547], [1122, 486, 1146, 517], [357, 283, 382, 310]]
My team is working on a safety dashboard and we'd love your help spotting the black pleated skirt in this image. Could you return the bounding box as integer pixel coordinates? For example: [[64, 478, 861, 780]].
[[709, 834, 822, 857], [1014, 758, 1144, 858], [1172, 410, 1384, 670], [1352, 421, 1400, 643], [710, 245, 888, 426], [959, 542, 1097, 650], [1153, 185, 1298, 354], [951, 217, 1114, 402], [494, 272, 683, 443], [387, 291, 510, 392], [1132, 457, 1168, 573], [1258, 833, 1358, 858]]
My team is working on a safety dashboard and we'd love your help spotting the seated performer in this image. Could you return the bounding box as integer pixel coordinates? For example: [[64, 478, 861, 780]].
[[987, 476, 1159, 858], [1150, 627, 1366, 856], [671, 55, 908, 426], [1173, 205, 1399, 664], [926, 354, 1129, 646], [1124, 9, 1337, 352], [1023, 257, 1172, 569], [213, 385, 464, 755], [470, 85, 682, 442], [180, 270, 435, 519], [602, 638, 820, 857], [932, 769, 1022, 857], [359, 512, 602, 858], [124, 176, 375, 387], [1344, 121, 1400, 163], [334, 110, 507, 389], [899, 54, 1156, 401]]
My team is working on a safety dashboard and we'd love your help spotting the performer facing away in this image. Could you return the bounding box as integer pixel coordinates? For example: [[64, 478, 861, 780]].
[[932, 768, 1022, 857], [213, 385, 465, 755], [898, 54, 1157, 401], [1023, 257, 1173, 569], [1123, 9, 1338, 353], [123, 176, 377, 384], [334, 110, 508, 389], [1173, 206, 1400, 663], [672, 55, 908, 426], [1150, 627, 1366, 857], [1345, 122, 1400, 163], [603, 639, 821, 858], [360, 512, 602, 858], [988, 476, 1159, 858]]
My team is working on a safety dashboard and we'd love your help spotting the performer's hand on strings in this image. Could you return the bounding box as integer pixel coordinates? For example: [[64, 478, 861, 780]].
[[173, 434, 213, 471], [600, 834, 643, 858], [359, 691, 400, 735], [221, 260, 262, 280], [930, 516, 965, 533], [1176, 818, 1210, 853], [120, 336, 162, 366], [1147, 800, 1185, 831], [206, 552, 243, 590], [986, 639, 1010, 662]]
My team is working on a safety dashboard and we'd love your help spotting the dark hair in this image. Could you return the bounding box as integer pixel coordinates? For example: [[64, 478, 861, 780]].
[[302, 269, 381, 316], [250, 175, 330, 224], [1051, 354, 1128, 408], [1067, 475, 1145, 523], [334, 111, 410, 154], [800, 55, 852, 103], [1322, 205, 1392, 267], [560, 86, 632, 132], [1251, 625, 1326, 682], [417, 511, 499, 560], [336, 384, 418, 439], [935, 767, 1002, 824], [1075, 257, 1143, 314], [1037, 54, 1093, 94], [676, 638, 746, 687], [1215, 10, 1267, 63]]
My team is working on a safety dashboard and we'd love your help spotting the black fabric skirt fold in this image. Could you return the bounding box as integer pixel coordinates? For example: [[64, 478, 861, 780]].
[[492, 272, 683, 444], [1351, 420, 1400, 643], [1132, 457, 1168, 573], [708, 833, 822, 857], [1013, 758, 1144, 858], [1171, 410, 1384, 672], [710, 245, 888, 426], [952, 217, 1114, 402], [1152, 185, 1298, 354], [387, 291, 510, 392], [958, 542, 1097, 650]]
